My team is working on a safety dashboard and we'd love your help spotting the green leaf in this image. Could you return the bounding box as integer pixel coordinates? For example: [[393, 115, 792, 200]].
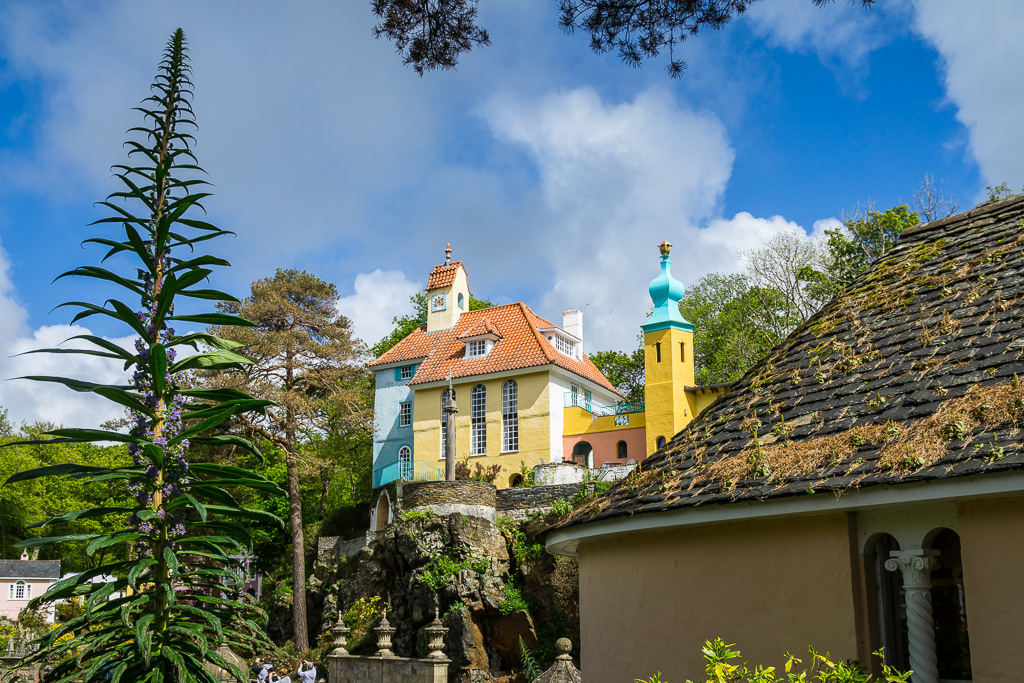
[[45, 427, 138, 443], [28, 507, 135, 529], [167, 312, 254, 327], [16, 534, 101, 548], [168, 348, 253, 373], [87, 533, 144, 556], [170, 332, 245, 351], [151, 343, 167, 399], [4, 463, 112, 484]]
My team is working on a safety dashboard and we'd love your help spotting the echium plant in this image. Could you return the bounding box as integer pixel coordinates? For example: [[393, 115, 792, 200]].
[[4, 29, 284, 682]]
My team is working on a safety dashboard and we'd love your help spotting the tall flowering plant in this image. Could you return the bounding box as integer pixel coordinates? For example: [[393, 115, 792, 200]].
[[5, 30, 283, 682]]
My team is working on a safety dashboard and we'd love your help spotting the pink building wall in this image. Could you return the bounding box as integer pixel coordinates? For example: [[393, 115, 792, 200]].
[[563, 427, 646, 468], [0, 578, 57, 622]]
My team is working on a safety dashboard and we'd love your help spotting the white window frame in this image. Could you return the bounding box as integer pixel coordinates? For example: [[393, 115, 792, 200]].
[[399, 402, 411, 427], [471, 384, 487, 456], [9, 581, 29, 600], [399, 365, 412, 380], [502, 380, 518, 453], [466, 339, 488, 358]]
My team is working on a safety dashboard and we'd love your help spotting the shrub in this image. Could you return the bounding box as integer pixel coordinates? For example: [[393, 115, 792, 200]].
[[342, 595, 383, 653], [639, 638, 912, 683], [499, 582, 530, 615]]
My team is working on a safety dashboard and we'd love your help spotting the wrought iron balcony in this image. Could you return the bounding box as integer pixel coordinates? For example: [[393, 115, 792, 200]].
[[563, 392, 644, 416], [373, 458, 444, 488]]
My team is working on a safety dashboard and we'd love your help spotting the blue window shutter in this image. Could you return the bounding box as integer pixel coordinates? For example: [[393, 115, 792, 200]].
[[412, 364, 418, 375], [394, 367, 401, 381]]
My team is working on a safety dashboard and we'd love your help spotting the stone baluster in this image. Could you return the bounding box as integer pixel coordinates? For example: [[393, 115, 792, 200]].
[[374, 609, 396, 657], [884, 550, 939, 683], [425, 607, 449, 659], [331, 611, 351, 656]]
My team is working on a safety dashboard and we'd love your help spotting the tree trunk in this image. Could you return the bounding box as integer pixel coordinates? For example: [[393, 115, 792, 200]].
[[286, 444, 309, 651]]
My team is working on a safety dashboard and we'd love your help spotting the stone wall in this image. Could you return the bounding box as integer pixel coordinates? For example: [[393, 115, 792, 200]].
[[534, 462, 634, 486], [495, 483, 587, 520], [329, 654, 448, 683], [404, 481, 496, 509]]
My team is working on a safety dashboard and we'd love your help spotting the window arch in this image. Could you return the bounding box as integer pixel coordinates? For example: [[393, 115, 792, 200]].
[[471, 385, 486, 456], [502, 380, 518, 452], [656, 436, 666, 449], [9, 580, 29, 600], [617, 440, 628, 459], [398, 445, 412, 480], [571, 441, 592, 468], [457, 292, 465, 309], [440, 388, 456, 459]]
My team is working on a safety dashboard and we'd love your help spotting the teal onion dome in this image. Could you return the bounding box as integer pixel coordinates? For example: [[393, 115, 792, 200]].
[[642, 241, 694, 332]]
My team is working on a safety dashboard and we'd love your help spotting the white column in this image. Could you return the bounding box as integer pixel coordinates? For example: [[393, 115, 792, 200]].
[[884, 549, 939, 683]]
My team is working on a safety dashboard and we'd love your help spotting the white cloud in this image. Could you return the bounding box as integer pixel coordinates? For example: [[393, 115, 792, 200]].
[[336, 270, 422, 348], [911, 0, 1024, 195], [0, 239, 133, 428], [482, 87, 825, 352], [744, 0, 891, 73]]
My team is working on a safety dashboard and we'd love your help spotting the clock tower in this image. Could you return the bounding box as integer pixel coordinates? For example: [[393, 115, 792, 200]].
[[425, 244, 471, 334]]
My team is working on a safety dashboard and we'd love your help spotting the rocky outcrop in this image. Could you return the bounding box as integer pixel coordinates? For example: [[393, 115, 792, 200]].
[[307, 512, 578, 683]]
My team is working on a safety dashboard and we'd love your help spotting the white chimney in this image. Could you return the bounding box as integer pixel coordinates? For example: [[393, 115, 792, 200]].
[[563, 309, 583, 344]]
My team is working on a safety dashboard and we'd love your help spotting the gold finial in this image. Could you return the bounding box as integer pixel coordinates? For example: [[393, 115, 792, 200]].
[[659, 240, 672, 256], [445, 243, 452, 264]]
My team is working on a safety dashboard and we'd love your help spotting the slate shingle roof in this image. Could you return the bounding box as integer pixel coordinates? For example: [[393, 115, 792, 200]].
[[368, 302, 621, 394], [559, 194, 1024, 528], [0, 560, 61, 579]]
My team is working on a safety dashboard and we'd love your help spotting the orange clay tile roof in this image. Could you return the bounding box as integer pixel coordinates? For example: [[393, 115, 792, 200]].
[[427, 261, 464, 290], [459, 317, 499, 339], [368, 302, 621, 396]]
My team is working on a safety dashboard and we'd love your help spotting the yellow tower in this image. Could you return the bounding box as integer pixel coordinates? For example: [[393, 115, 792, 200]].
[[643, 241, 696, 455]]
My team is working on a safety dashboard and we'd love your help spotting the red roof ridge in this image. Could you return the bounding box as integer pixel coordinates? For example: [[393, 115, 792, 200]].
[[520, 302, 557, 364], [459, 316, 499, 338]]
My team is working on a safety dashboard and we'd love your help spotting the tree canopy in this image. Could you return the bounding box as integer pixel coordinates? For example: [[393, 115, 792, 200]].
[[204, 268, 370, 651], [372, 0, 875, 77]]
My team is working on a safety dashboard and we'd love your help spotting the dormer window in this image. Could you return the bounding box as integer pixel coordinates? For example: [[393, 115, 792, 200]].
[[466, 339, 489, 358], [552, 335, 575, 357]]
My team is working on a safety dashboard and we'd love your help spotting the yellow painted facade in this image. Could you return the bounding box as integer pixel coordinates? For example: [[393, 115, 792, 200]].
[[643, 326, 696, 455], [412, 370, 551, 488], [562, 405, 646, 436]]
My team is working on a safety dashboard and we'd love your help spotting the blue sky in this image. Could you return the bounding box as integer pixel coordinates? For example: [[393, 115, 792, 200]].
[[0, 0, 1021, 426]]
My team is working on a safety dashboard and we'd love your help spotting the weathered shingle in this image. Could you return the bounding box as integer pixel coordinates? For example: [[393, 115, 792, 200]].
[[559, 194, 1024, 529], [0, 560, 61, 579]]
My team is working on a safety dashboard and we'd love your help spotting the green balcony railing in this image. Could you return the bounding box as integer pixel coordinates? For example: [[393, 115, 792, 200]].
[[373, 458, 444, 488], [563, 392, 644, 416]]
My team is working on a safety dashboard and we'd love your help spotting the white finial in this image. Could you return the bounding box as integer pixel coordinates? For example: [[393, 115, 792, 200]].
[[445, 243, 452, 264]]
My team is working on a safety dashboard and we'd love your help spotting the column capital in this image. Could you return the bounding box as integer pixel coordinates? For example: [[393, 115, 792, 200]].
[[884, 549, 938, 588]]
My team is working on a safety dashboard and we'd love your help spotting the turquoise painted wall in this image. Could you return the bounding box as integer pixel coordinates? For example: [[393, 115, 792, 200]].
[[372, 364, 417, 485]]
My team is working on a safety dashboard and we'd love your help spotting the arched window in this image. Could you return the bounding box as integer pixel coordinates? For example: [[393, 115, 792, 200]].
[[502, 380, 518, 452], [9, 580, 28, 600], [471, 385, 486, 456], [617, 440, 627, 459], [656, 436, 666, 449], [458, 292, 465, 309], [398, 445, 412, 480], [440, 388, 456, 459]]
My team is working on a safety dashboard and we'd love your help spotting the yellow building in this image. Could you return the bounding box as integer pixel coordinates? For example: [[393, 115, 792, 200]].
[[368, 243, 727, 488], [368, 248, 622, 489]]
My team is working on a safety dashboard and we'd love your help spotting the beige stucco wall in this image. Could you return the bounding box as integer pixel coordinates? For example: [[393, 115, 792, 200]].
[[957, 495, 1024, 682], [577, 514, 859, 683]]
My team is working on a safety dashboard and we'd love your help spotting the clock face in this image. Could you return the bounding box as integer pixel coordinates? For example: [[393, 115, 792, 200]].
[[431, 293, 447, 312]]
